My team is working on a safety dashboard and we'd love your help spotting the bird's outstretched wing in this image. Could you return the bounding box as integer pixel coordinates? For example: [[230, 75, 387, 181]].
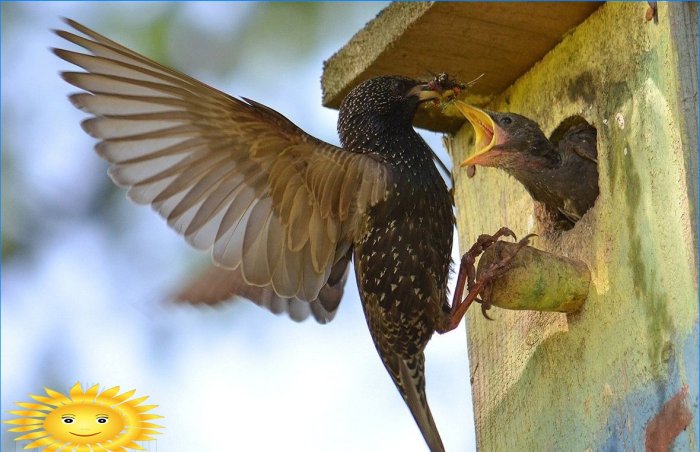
[[54, 18, 391, 320], [174, 251, 351, 324]]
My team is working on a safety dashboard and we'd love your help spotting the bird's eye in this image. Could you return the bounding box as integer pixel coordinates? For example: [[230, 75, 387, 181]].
[[501, 117, 513, 125], [62, 418, 74, 424], [97, 417, 108, 424]]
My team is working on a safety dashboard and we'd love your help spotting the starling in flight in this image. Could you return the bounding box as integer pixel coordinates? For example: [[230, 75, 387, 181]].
[[54, 19, 522, 451], [456, 103, 599, 228]]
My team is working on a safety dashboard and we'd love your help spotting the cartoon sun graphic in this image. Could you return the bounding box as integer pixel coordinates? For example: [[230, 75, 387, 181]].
[[5, 382, 163, 451]]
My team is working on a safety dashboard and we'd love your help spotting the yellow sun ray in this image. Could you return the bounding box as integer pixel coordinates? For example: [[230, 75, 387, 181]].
[[136, 414, 163, 420], [138, 422, 164, 429], [5, 418, 44, 425], [112, 389, 137, 403], [95, 386, 120, 403], [4, 382, 163, 451], [44, 389, 71, 404], [125, 396, 149, 407], [16, 402, 53, 411], [16, 430, 50, 441], [25, 436, 55, 448], [8, 425, 44, 433], [133, 404, 159, 413], [29, 395, 64, 407], [9, 410, 48, 417]]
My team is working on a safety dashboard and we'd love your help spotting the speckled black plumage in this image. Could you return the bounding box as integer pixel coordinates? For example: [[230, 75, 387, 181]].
[[339, 76, 454, 452]]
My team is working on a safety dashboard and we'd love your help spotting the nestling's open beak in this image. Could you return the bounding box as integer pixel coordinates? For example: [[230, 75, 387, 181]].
[[454, 101, 506, 167]]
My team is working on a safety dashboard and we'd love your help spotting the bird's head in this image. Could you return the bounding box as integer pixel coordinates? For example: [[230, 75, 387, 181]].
[[456, 103, 559, 172], [338, 75, 457, 150]]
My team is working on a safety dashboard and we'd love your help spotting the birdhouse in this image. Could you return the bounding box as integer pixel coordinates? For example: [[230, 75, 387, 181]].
[[322, 2, 698, 450]]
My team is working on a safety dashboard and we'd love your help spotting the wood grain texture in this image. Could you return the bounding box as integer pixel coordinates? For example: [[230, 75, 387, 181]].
[[669, 2, 698, 279]]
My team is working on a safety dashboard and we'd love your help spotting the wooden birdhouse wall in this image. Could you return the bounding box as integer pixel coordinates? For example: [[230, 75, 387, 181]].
[[448, 3, 698, 450], [322, 2, 697, 450]]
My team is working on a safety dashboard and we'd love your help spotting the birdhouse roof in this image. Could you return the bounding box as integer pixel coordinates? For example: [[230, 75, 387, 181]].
[[321, 2, 601, 133]]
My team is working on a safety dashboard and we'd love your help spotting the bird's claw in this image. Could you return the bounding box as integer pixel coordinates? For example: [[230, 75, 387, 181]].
[[466, 227, 517, 263], [481, 302, 493, 320], [500, 227, 517, 242], [473, 233, 535, 318], [478, 283, 494, 320], [440, 227, 527, 332]]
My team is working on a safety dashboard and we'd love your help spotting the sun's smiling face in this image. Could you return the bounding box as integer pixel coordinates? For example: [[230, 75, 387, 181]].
[[5, 382, 163, 451], [44, 403, 125, 444]]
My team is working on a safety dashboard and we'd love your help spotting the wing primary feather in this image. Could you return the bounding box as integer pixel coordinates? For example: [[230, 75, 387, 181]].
[[59, 19, 227, 95], [148, 152, 229, 203], [53, 48, 187, 88], [167, 158, 237, 222], [241, 199, 274, 286], [215, 181, 260, 242], [97, 137, 206, 164], [265, 214, 285, 278], [184, 172, 245, 237], [81, 116, 188, 140]]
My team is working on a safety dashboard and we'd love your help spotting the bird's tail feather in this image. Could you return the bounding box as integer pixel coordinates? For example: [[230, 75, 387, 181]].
[[396, 355, 445, 452]]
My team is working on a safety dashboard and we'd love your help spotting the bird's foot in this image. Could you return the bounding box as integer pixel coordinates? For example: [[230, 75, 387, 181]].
[[438, 228, 532, 333], [471, 233, 535, 319]]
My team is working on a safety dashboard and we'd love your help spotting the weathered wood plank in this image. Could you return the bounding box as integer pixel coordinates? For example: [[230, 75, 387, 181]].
[[669, 2, 698, 279]]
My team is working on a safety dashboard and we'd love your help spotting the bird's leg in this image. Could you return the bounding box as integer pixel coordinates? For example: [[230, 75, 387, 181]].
[[438, 228, 532, 333], [438, 227, 514, 332]]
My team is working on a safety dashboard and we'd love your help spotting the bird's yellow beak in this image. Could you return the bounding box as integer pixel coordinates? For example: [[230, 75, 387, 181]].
[[408, 84, 457, 103], [454, 101, 500, 167], [414, 87, 442, 102]]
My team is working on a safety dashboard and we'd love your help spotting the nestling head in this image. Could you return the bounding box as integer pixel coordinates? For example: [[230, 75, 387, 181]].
[[455, 102, 559, 172]]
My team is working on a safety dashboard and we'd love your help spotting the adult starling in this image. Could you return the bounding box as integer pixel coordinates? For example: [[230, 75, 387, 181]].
[[456, 103, 599, 228], [54, 20, 517, 451]]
